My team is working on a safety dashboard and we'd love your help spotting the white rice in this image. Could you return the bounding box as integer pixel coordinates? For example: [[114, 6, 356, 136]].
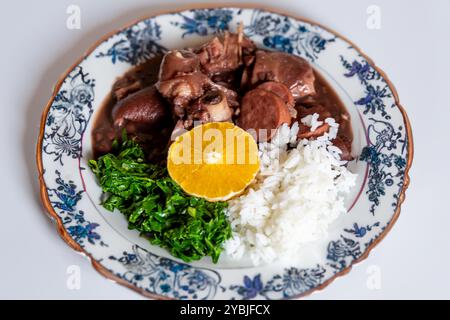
[[223, 115, 357, 266]]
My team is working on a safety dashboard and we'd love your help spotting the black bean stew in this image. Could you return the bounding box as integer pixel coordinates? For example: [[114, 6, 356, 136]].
[[92, 30, 353, 163]]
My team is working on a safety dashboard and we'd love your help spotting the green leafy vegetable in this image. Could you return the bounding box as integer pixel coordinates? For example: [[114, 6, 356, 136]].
[[89, 137, 231, 263]]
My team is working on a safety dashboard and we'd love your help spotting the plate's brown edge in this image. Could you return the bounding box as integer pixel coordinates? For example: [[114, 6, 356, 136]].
[[36, 2, 414, 300]]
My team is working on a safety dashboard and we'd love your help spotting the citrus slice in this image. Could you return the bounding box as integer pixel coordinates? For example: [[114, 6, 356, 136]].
[[167, 122, 260, 201]]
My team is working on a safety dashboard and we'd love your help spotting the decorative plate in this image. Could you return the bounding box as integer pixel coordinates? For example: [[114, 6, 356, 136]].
[[37, 6, 413, 300]]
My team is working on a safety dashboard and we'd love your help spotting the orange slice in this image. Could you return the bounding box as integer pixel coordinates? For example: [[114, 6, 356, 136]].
[[167, 122, 260, 201]]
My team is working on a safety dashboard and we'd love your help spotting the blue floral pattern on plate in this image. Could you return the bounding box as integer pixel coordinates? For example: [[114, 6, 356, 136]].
[[172, 9, 236, 37], [229, 266, 326, 299], [97, 19, 167, 65], [245, 10, 336, 61], [43, 66, 94, 164], [38, 7, 412, 299], [109, 245, 220, 300], [47, 170, 107, 247]]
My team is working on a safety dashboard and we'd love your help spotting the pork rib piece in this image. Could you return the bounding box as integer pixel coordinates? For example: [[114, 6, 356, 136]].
[[196, 30, 256, 77]]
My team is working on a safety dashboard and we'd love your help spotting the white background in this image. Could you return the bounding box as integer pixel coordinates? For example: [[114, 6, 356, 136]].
[[0, 0, 449, 299]]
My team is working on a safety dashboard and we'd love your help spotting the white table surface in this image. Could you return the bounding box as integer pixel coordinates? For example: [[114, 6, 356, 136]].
[[0, 0, 449, 299]]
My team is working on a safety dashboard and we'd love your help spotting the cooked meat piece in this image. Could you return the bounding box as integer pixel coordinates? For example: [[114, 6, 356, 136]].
[[297, 105, 332, 139], [113, 75, 143, 101], [92, 85, 174, 162], [257, 81, 296, 118], [250, 50, 316, 99], [112, 86, 168, 131], [331, 136, 353, 161], [298, 123, 330, 139], [238, 88, 291, 142], [196, 30, 256, 76], [167, 85, 238, 139], [156, 32, 247, 125], [158, 50, 200, 81], [188, 90, 233, 123], [156, 71, 212, 116], [210, 83, 239, 109], [112, 57, 162, 100], [211, 70, 240, 89]]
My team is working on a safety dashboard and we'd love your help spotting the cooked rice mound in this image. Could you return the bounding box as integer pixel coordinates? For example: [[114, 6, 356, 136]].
[[224, 118, 357, 266]]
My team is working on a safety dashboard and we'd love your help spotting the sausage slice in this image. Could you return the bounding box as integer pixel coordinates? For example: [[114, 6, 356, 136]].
[[257, 81, 294, 107], [257, 81, 296, 117], [238, 88, 291, 141]]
